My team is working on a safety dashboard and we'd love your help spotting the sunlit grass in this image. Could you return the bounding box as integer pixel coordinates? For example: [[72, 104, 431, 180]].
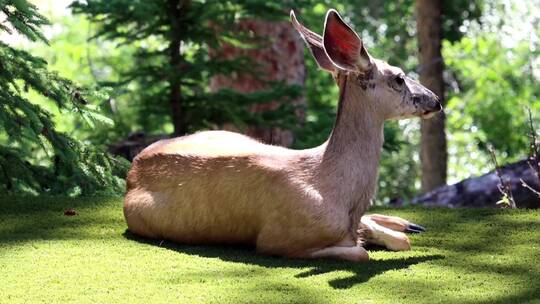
[[1, 196, 539, 303]]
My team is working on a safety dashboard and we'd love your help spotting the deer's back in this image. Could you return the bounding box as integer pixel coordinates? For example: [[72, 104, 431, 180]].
[[135, 130, 292, 159]]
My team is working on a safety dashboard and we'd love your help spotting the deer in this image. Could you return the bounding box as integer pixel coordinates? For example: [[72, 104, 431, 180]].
[[123, 9, 442, 262]]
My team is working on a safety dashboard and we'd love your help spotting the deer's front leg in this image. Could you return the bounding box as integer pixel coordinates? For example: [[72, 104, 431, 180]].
[[366, 214, 426, 233], [359, 216, 412, 251]]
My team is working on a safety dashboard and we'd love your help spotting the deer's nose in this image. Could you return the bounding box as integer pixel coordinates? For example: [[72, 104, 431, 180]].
[[426, 94, 442, 112], [434, 100, 442, 111], [426, 100, 441, 113]]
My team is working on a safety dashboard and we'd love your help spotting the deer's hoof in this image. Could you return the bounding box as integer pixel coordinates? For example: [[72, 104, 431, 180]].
[[405, 223, 426, 233]]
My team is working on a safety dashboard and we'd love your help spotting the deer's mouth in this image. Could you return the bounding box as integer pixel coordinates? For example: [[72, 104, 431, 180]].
[[421, 110, 438, 119]]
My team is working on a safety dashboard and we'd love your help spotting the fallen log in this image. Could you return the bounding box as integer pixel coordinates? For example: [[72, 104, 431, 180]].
[[404, 159, 540, 208]]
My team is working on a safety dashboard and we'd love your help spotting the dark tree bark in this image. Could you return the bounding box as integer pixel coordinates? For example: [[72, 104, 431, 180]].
[[168, 0, 188, 136], [210, 20, 305, 147], [401, 159, 540, 208], [416, 0, 448, 192]]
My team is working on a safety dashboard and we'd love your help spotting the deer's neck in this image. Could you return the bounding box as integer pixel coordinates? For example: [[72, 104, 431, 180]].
[[316, 73, 385, 210]]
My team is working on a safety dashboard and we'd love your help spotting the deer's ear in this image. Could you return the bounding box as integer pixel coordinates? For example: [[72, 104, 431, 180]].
[[323, 9, 371, 71], [290, 10, 335, 72]]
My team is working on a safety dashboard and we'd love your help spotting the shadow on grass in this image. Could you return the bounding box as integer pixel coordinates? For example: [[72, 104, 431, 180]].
[[123, 230, 444, 289], [398, 208, 540, 303]]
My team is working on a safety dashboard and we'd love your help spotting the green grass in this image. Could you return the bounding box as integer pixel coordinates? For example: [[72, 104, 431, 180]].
[[1, 197, 539, 304]]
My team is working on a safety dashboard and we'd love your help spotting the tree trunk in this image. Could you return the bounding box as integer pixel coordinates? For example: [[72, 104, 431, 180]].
[[210, 20, 305, 147], [416, 0, 448, 192], [167, 0, 187, 136]]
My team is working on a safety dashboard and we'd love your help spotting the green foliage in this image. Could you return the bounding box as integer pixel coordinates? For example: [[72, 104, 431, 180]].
[[0, 0, 128, 195], [71, 0, 307, 137], [0, 0, 48, 42], [446, 36, 539, 157], [444, 34, 540, 180], [377, 122, 421, 203], [442, 0, 483, 42]]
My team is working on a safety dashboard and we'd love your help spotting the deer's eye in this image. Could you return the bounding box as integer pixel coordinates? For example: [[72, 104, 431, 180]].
[[395, 75, 405, 86]]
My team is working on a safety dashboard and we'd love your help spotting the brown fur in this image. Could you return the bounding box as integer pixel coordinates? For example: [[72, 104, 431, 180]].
[[124, 9, 441, 261]]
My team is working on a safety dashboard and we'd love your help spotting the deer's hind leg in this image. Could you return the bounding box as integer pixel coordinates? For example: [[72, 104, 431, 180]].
[[310, 244, 369, 262], [256, 223, 369, 262]]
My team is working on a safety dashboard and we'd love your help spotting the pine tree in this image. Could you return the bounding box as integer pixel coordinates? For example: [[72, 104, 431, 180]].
[[70, 0, 306, 138], [0, 0, 128, 195]]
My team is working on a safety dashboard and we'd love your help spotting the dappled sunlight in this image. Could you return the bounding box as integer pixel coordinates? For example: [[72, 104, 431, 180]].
[[1, 197, 540, 303]]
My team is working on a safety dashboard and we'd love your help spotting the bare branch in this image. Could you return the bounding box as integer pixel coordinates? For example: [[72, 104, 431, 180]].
[[525, 106, 539, 180], [488, 145, 516, 208], [520, 178, 540, 198], [521, 106, 540, 201]]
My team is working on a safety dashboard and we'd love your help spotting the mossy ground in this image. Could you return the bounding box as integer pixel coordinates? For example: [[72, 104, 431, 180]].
[[1, 196, 539, 303]]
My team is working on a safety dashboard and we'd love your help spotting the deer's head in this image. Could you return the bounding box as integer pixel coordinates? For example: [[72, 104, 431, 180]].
[[291, 9, 442, 120]]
